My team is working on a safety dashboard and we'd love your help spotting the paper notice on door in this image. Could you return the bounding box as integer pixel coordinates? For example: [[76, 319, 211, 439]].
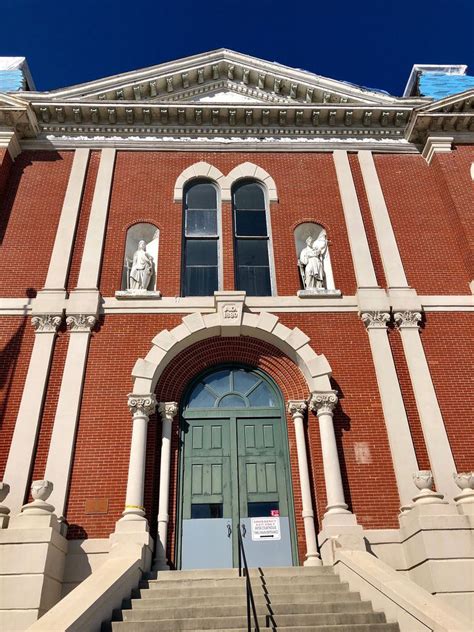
[[251, 517, 281, 541]]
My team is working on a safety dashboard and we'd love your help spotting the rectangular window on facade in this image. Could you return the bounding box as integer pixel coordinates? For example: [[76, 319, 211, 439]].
[[182, 181, 219, 296], [233, 181, 272, 296]]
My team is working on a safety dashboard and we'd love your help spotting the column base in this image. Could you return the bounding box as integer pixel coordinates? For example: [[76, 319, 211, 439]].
[[119, 507, 147, 522], [303, 553, 323, 567], [318, 515, 365, 566]]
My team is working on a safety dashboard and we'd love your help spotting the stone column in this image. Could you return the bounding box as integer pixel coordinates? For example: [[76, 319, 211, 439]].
[[360, 311, 419, 510], [3, 315, 62, 514], [394, 311, 458, 499], [309, 391, 351, 520], [287, 401, 322, 566], [120, 394, 157, 522], [44, 314, 96, 518], [154, 402, 178, 570]]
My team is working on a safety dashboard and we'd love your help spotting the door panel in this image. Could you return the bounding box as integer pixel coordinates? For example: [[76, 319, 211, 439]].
[[180, 411, 294, 569], [181, 418, 233, 568]]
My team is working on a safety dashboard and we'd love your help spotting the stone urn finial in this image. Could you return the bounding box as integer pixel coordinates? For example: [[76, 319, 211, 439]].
[[0, 482, 10, 515], [21, 480, 55, 515], [453, 472, 474, 504], [412, 471, 445, 505]]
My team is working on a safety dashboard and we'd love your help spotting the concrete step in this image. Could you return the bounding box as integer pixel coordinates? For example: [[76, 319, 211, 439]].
[[129, 591, 362, 610], [187, 626, 400, 632], [121, 601, 376, 620], [144, 567, 335, 581], [140, 573, 342, 591], [136, 580, 351, 600], [112, 611, 388, 631]]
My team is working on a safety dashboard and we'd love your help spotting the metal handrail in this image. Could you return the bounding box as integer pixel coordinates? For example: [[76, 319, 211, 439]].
[[237, 523, 260, 632]]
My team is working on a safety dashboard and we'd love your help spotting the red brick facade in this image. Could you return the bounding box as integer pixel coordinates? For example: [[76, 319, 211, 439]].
[[0, 145, 472, 566]]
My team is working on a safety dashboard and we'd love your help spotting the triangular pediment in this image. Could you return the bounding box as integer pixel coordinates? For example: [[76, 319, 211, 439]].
[[415, 88, 474, 113], [22, 49, 401, 107]]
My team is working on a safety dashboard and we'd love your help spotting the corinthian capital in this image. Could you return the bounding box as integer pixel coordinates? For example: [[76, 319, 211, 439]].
[[159, 402, 178, 421], [309, 391, 338, 416], [394, 311, 422, 329], [66, 314, 97, 332], [287, 400, 307, 419], [127, 393, 157, 417], [360, 311, 390, 329], [31, 314, 62, 333]]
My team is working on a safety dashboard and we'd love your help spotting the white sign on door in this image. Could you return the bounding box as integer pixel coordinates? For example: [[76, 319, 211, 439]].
[[251, 517, 281, 541]]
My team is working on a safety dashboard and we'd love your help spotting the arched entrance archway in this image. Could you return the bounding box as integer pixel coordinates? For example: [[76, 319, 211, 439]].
[[177, 365, 297, 569]]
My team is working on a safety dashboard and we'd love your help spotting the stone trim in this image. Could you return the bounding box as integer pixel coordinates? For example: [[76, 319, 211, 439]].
[[394, 310, 422, 329], [421, 136, 453, 164], [31, 314, 62, 333], [222, 161, 278, 201], [127, 394, 157, 417], [361, 311, 391, 329], [132, 291, 333, 397], [66, 314, 97, 332], [173, 161, 225, 202]]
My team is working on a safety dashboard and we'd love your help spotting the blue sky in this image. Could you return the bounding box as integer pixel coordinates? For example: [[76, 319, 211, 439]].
[[3, 0, 474, 95]]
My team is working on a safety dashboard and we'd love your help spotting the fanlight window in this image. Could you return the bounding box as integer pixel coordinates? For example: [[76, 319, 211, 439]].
[[186, 368, 277, 409], [182, 180, 219, 296]]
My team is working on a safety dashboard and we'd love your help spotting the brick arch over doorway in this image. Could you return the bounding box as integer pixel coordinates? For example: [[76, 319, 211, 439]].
[[153, 335, 312, 567]]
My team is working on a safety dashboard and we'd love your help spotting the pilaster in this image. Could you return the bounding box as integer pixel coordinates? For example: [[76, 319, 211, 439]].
[[2, 315, 62, 515], [394, 311, 458, 499]]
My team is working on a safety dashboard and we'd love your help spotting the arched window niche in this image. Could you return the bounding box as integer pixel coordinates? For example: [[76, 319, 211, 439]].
[[294, 222, 341, 298], [116, 223, 161, 298]]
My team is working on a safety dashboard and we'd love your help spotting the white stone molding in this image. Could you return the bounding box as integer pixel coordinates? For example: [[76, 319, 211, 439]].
[[0, 128, 21, 159], [357, 151, 409, 289], [173, 161, 225, 202], [3, 328, 59, 514], [421, 136, 453, 165], [332, 150, 379, 289], [395, 317, 458, 499], [287, 400, 322, 566], [309, 391, 353, 520], [131, 292, 333, 396], [43, 148, 90, 291], [361, 311, 391, 329], [361, 311, 419, 509], [453, 472, 474, 505], [393, 310, 422, 329], [221, 161, 278, 202], [76, 148, 116, 290], [120, 393, 157, 522], [154, 402, 178, 570], [31, 314, 62, 333], [66, 314, 97, 332], [44, 323, 94, 518]]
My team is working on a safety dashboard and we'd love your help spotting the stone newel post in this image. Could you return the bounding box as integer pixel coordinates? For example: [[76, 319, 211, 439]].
[[154, 402, 178, 570], [287, 401, 322, 566], [309, 391, 350, 518], [121, 394, 157, 521]]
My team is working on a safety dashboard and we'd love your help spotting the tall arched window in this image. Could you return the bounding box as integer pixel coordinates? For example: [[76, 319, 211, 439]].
[[182, 180, 220, 296], [233, 180, 272, 296]]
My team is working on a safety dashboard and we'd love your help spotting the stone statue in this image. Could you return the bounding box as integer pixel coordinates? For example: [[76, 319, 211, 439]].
[[130, 240, 154, 291], [299, 231, 328, 290]]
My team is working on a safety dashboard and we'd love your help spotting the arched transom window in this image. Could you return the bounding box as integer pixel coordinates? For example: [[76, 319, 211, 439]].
[[182, 180, 220, 296], [232, 180, 272, 297], [186, 367, 278, 409]]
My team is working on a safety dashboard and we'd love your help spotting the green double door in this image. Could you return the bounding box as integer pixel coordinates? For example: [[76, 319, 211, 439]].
[[179, 409, 295, 569]]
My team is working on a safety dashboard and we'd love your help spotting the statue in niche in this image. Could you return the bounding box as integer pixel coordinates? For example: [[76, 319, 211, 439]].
[[299, 231, 328, 290], [129, 240, 154, 291]]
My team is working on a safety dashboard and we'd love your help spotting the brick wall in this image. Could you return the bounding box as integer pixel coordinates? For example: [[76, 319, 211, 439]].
[[0, 316, 35, 478], [374, 154, 471, 295], [420, 312, 474, 471], [99, 152, 357, 297], [0, 151, 73, 297]]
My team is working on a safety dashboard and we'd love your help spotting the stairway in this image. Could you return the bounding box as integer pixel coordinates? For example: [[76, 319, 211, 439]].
[[107, 566, 399, 631]]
